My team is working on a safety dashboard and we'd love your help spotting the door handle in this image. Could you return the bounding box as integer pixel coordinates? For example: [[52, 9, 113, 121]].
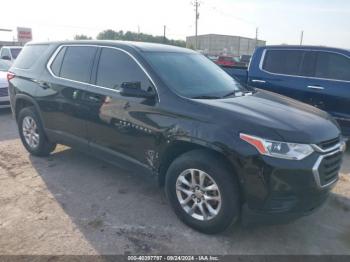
[[307, 85, 324, 90], [34, 80, 51, 89], [87, 95, 102, 102], [251, 79, 266, 83]]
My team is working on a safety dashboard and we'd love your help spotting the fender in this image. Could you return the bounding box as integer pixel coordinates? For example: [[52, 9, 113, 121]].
[[156, 135, 243, 187], [164, 135, 228, 155], [14, 94, 46, 128]]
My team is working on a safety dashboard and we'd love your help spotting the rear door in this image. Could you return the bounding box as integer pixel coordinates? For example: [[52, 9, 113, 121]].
[[38, 45, 98, 148], [303, 51, 350, 135]]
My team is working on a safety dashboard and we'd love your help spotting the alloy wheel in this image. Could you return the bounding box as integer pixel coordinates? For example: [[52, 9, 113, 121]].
[[176, 168, 222, 221], [22, 116, 40, 149]]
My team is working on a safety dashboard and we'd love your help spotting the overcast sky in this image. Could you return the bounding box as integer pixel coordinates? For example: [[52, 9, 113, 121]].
[[0, 0, 349, 48]]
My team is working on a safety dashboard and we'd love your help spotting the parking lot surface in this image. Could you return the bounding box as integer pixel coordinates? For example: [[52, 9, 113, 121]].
[[0, 108, 349, 255]]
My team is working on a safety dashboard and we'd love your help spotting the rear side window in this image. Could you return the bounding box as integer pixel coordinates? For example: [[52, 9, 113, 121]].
[[315, 52, 350, 81], [262, 50, 303, 76], [59, 46, 97, 83], [13, 45, 49, 69], [50, 47, 67, 76], [96, 48, 151, 91], [300, 51, 317, 77]]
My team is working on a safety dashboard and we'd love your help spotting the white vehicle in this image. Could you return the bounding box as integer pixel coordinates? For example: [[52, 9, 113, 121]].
[[0, 46, 22, 62], [0, 59, 11, 108]]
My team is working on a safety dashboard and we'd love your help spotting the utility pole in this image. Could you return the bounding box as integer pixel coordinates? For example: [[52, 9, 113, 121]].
[[255, 27, 259, 48], [193, 0, 200, 50], [138, 25, 140, 41], [300, 30, 304, 45], [163, 25, 166, 43]]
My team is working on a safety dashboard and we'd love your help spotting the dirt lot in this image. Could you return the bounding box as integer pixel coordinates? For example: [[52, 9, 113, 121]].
[[0, 108, 349, 255]]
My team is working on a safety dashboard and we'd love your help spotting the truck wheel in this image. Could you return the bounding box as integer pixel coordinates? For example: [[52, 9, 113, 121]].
[[165, 149, 240, 234], [18, 107, 56, 157]]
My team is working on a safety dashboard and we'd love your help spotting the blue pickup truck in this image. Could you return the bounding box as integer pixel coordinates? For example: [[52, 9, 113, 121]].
[[223, 45, 350, 137]]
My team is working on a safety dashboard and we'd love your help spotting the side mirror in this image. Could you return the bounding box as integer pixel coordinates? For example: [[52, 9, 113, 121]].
[[119, 82, 155, 99], [1, 56, 11, 61]]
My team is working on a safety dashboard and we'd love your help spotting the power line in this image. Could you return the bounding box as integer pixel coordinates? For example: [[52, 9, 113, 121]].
[[209, 5, 256, 26]]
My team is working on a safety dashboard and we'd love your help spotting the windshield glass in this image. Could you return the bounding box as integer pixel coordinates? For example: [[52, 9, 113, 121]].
[[10, 48, 22, 59], [144, 52, 244, 98], [0, 59, 11, 71]]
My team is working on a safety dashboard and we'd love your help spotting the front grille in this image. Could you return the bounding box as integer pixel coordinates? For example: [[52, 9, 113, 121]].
[[0, 87, 8, 97], [317, 137, 340, 150], [318, 151, 342, 186]]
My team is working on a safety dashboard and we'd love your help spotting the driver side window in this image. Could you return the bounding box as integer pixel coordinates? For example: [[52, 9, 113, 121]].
[[96, 48, 153, 92]]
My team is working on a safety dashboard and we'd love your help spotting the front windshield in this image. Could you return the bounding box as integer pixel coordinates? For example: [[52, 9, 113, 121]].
[[144, 52, 244, 98]]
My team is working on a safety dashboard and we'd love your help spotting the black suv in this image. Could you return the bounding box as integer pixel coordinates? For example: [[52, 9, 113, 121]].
[[8, 41, 346, 234]]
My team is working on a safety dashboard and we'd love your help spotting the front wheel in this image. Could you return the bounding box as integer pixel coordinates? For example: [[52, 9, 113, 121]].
[[165, 150, 240, 234]]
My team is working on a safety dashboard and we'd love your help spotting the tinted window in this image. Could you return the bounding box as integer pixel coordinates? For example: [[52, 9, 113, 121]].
[[10, 48, 22, 59], [263, 50, 303, 75], [315, 52, 350, 81], [96, 48, 151, 91], [1, 48, 11, 58], [60, 46, 97, 83], [13, 45, 49, 69], [300, 51, 317, 77], [144, 52, 243, 98], [50, 47, 67, 76]]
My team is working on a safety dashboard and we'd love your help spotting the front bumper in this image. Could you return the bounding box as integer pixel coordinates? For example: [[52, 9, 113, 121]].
[[237, 142, 344, 225]]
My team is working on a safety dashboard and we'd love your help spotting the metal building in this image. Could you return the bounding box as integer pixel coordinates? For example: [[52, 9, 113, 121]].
[[186, 34, 266, 56], [0, 41, 21, 48]]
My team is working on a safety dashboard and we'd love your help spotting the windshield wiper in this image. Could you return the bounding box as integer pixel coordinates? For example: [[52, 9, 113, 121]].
[[222, 90, 253, 98], [191, 95, 221, 99], [222, 90, 242, 98]]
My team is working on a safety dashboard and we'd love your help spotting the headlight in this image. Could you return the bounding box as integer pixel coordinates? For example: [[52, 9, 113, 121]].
[[240, 133, 314, 160], [340, 140, 347, 152]]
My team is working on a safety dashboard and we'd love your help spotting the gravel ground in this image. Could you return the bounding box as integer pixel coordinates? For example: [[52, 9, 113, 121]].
[[0, 108, 349, 255]]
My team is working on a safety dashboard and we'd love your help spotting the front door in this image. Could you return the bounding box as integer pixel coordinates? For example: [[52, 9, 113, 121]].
[[83, 47, 161, 169], [249, 49, 312, 104]]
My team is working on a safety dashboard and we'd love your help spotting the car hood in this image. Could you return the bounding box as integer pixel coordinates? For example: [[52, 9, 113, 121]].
[[0, 71, 8, 88], [195, 90, 341, 144]]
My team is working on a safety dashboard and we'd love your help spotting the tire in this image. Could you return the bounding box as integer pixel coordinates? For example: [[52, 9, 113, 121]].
[[165, 149, 240, 234], [18, 107, 56, 157]]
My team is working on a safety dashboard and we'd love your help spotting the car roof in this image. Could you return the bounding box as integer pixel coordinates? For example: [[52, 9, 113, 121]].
[[26, 40, 195, 54], [261, 45, 349, 53], [1, 46, 23, 49]]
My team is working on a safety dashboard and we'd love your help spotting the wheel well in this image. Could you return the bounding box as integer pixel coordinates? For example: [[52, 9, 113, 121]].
[[158, 141, 238, 188], [15, 99, 34, 121]]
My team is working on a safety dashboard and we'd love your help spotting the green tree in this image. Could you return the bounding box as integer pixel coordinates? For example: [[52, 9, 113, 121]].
[[74, 34, 92, 40], [96, 29, 186, 47]]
